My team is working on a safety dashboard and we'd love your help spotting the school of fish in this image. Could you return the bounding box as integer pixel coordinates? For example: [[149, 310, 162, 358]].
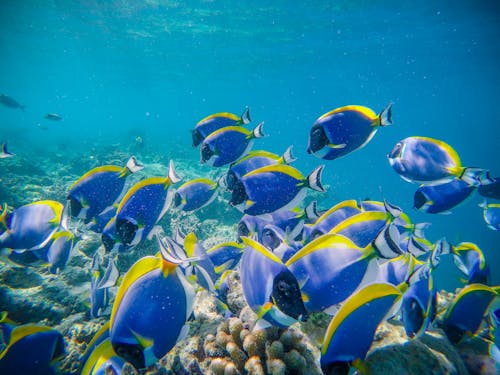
[[1, 103, 500, 375]]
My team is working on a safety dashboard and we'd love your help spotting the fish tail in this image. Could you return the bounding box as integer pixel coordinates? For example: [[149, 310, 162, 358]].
[[0, 202, 8, 231], [250, 121, 265, 139], [378, 102, 393, 127], [240, 106, 251, 124], [457, 167, 493, 187], [305, 165, 325, 192], [304, 200, 320, 221], [281, 145, 297, 164], [121, 156, 144, 177], [166, 160, 182, 185]]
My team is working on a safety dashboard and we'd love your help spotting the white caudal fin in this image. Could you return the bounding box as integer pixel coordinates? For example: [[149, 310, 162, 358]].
[[379, 102, 393, 127], [241, 106, 251, 124], [373, 223, 403, 259], [252, 121, 265, 139], [97, 258, 119, 289], [413, 222, 431, 238], [282, 145, 297, 164], [168, 160, 182, 184], [306, 165, 325, 192], [383, 199, 402, 219], [126, 156, 144, 174], [304, 200, 319, 221], [461, 167, 493, 186]]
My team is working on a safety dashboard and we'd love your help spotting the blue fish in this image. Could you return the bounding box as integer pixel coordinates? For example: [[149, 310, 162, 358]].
[[452, 242, 490, 285], [109, 240, 195, 369], [260, 223, 303, 262], [413, 179, 476, 214], [192, 107, 250, 147], [0, 143, 14, 159], [0, 322, 65, 375], [115, 161, 181, 247], [90, 253, 119, 318], [230, 164, 325, 216], [205, 241, 245, 274], [400, 265, 437, 338], [479, 177, 500, 200], [101, 217, 125, 253], [39, 230, 75, 274], [480, 202, 500, 230], [305, 200, 361, 241], [200, 123, 264, 167], [374, 253, 419, 286], [388, 136, 491, 185], [240, 237, 308, 329], [307, 103, 393, 160], [88, 205, 117, 234], [441, 283, 499, 343], [68, 156, 143, 223], [320, 283, 403, 374], [225, 146, 295, 191], [0, 200, 66, 252], [173, 178, 218, 212], [286, 233, 401, 313]]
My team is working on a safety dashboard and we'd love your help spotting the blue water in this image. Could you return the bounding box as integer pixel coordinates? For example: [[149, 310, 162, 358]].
[[1, 0, 500, 289]]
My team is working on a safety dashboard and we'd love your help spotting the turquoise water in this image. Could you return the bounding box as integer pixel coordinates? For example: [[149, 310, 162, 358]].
[[1, 1, 499, 304]]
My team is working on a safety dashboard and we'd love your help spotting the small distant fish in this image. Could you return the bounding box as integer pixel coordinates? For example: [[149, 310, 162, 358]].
[[452, 242, 490, 285], [192, 107, 251, 147], [479, 201, 500, 230], [388, 136, 492, 185], [0, 142, 14, 158], [0, 94, 25, 110], [173, 178, 218, 212], [44, 113, 63, 121], [307, 103, 393, 160]]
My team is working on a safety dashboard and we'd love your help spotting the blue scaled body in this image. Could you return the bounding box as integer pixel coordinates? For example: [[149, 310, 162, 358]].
[[307, 103, 392, 160], [231, 164, 324, 216], [173, 178, 218, 212], [115, 161, 180, 247], [192, 107, 250, 147], [109, 247, 195, 369], [413, 179, 476, 214], [68, 156, 142, 222], [200, 123, 264, 167]]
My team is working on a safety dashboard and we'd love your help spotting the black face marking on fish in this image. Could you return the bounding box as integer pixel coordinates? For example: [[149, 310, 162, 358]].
[[413, 191, 427, 210], [68, 197, 83, 218], [116, 219, 138, 246], [230, 180, 247, 206], [403, 298, 424, 338], [262, 228, 281, 250], [101, 233, 115, 253], [271, 270, 308, 321], [192, 129, 204, 147], [174, 192, 182, 208], [320, 360, 351, 375], [225, 170, 238, 192], [442, 323, 465, 344], [114, 343, 145, 369], [308, 125, 328, 154], [388, 141, 403, 159], [201, 143, 214, 162], [237, 222, 250, 238]]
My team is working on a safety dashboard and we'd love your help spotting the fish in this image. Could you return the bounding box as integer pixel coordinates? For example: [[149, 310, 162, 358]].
[[192, 107, 251, 147], [413, 179, 476, 214], [0, 321, 65, 375], [260, 223, 303, 262], [305, 199, 361, 241], [173, 178, 218, 212], [44, 113, 63, 121], [441, 283, 500, 343], [400, 264, 437, 338], [39, 230, 74, 274], [230, 164, 325, 216], [87, 205, 117, 234], [225, 146, 296, 191], [0, 200, 66, 252], [68, 156, 143, 223], [90, 253, 119, 318], [452, 242, 490, 285], [0, 94, 25, 110], [387, 136, 492, 185], [205, 241, 245, 274], [81, 338, 128, 375], [479, 177, 500, 200], [200, 122, 265, 167], [240, 237, 308, 329], [115, 160, 181, 247], [285, 233, 401, 313], [307, 103, 393, 160], [109, 239, 195, 369], [320, 283, 403, 375], [479, 202, 500, 230], [101, 217, 125, 253], [0, 143, 14, 159]]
